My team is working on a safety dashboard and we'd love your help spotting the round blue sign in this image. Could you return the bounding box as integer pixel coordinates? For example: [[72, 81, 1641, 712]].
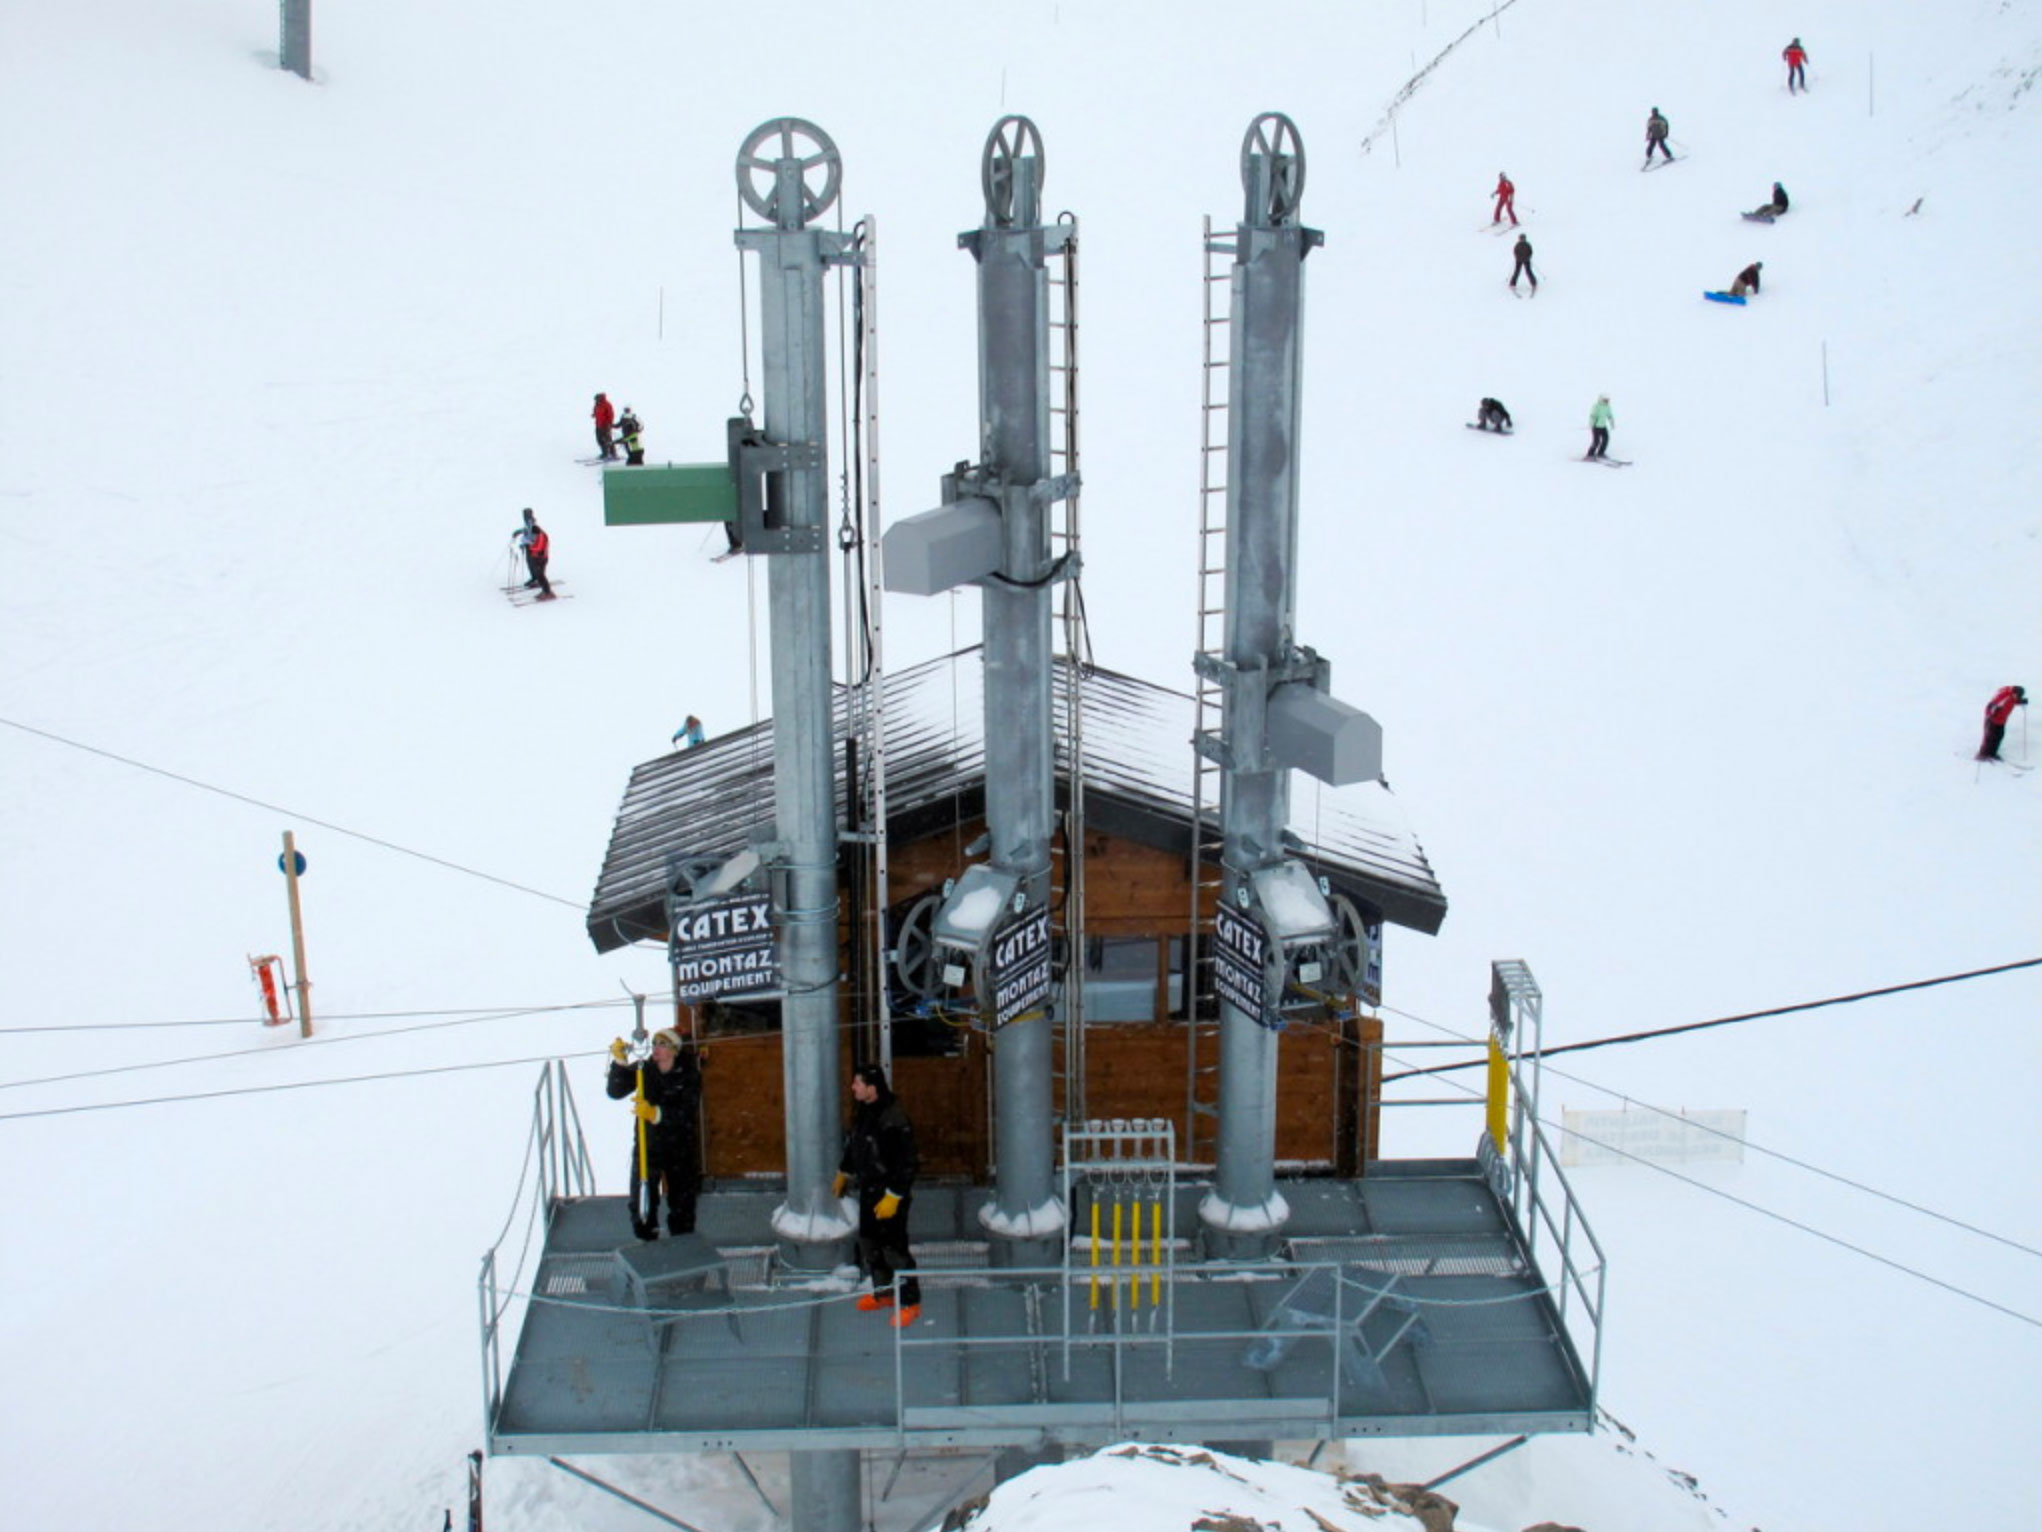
[[278, 850, 308, 876]]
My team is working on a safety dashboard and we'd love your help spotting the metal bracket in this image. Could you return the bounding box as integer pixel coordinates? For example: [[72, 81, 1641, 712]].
[[726, 416, 827, 555]]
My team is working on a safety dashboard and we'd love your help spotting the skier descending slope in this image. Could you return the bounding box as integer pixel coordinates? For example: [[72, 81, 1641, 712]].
[[1643, 107, 1674, 166], [1509, 232, 1538, 294], [1783, 37, 1811, 93], [1491, 171, 1519, 226], [1584, 394, 1631, 465]]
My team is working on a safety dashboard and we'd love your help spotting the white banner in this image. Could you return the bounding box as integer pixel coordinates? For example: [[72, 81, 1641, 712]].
[[1560, 1107, 1747, 1167]]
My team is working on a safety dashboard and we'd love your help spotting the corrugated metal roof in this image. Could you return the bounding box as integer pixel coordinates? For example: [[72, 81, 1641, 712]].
[[586, 648, 1446, 953]]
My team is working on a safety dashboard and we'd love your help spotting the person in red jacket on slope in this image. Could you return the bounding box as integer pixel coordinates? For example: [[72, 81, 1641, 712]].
[[1782, 38, 1810, 93], [1977, 685, 2026, 762], [1492, 172, 1518, 226], [592, 391, 618, 460], [515, 508, 555, 601]]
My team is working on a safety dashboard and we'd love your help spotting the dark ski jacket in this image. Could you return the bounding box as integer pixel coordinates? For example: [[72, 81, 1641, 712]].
[[1646, 111, 1669, 143], [840, 1089, 919, 1199], [1734, 262, 1762, 294], [607, 1051, 703, 1151]]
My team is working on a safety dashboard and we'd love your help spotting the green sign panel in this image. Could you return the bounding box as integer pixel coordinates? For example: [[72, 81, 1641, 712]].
[[602, 463, 739, 527]]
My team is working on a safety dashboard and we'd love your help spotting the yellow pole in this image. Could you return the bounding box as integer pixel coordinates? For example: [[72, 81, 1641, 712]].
[[1089, 1198, 1100, 1310], [635, 1059, 651, 1226], [1111, 1198, 1124, 1310], [1486, 1034, 1510, 1151], [1129, 1199, 1142, 1309], [1151, 1191, 1163, 1306], [281, 831, 312, 1039]]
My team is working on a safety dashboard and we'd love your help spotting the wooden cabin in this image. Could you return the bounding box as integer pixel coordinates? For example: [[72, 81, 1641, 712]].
[[586, 649, 1447, 1184]]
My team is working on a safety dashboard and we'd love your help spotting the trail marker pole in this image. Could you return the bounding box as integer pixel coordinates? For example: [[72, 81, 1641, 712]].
[[280, 831, 312, 1038]]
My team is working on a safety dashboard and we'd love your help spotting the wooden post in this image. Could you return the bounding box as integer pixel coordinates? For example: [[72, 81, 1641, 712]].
[[281, 830, 313, 1038]]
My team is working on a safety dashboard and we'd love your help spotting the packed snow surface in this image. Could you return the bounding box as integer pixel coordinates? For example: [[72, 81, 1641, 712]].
[[0, 0, 2035, 1529]]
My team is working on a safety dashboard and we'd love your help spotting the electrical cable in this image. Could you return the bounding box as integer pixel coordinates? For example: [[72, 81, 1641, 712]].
[[1383, 1047, 2042, 1331], [0, 998, 640, 1036], [1380, 957, 2041, 1082], [1369, 978, 2042, 1262], [0, 1050, 598, 1123], [0, 715, 584, 909], [0, 999, 624, 1094]]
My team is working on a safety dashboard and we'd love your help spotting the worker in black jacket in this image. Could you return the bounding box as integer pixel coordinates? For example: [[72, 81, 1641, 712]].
[[606, 1028, 705, 1240], [835, 1062, 922, 1325]]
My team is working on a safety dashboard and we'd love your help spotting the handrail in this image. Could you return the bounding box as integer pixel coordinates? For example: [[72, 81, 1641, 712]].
[[478, 1062, 597, 1435]]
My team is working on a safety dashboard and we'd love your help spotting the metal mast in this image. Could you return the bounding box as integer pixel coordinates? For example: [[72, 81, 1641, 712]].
[[883, 117, 1077, 1266], [1199, 114, 1384, 1259], [732, 119, 856, 1269], [734, 118, 862, 1532]]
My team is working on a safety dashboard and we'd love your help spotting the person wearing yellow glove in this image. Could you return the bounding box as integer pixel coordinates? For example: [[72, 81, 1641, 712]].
[[839, 1062, 921, 1326], [604, 1028, 706, 1241]]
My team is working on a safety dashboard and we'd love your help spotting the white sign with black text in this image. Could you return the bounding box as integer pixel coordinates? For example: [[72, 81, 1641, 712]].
[[988, 906, 1053, 1026], [1212, 901, 1275, 1028], [669, 892, 780, 1000]]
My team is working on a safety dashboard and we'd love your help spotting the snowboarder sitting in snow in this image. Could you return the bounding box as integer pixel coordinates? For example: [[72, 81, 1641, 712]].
[[1977, 685, 2026, 762], [617, 407, 645, 466], [1644, 108, 1672, 164], [1476, 398, 1513, 432], [1509, 233, 1537, 292], [1729, 261, 1763, 299], [1747, 182, 1789, 221]]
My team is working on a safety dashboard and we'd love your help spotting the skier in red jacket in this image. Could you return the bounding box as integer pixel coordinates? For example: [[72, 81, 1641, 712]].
[[1977, 685, 2026, 761], [1492, 172, 1518, 226], [592, 392, 618, 461], [1782, 38, 1809, 93], [516, 508, 555, 601]]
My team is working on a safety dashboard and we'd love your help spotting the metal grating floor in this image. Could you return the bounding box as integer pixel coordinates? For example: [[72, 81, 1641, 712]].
[[487, 1162, 1595, 1456]]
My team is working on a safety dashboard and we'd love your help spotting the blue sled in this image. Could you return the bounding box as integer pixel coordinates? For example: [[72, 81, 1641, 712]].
[[1703, 290, 1747, 305]]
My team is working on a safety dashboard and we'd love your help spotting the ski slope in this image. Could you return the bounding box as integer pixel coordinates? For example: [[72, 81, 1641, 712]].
[[0, 0, 2035, 1528]]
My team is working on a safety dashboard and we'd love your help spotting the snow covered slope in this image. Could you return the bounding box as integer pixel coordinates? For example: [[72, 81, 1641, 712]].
[[0, 1, 2035, 1528]]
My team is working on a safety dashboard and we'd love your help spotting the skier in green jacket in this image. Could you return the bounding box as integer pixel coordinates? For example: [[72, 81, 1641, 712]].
[[1587, 396, 1614, 459]]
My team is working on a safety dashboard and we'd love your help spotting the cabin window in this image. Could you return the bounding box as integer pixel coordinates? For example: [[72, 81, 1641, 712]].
[[1079, 936, 1173, 1022]]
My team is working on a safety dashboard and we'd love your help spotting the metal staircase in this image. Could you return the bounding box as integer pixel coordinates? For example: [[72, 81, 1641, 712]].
[[1185, 214, 1234, 1165]]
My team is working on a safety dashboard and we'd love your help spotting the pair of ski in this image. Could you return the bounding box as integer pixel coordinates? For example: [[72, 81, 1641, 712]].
[[502, 581, 570, 606], [1642, 153, 1681, 172], [1967, 752, 2033, 775]]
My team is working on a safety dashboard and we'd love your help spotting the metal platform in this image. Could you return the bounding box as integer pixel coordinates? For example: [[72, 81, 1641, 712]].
[[483, 1162, 1599, 1457]]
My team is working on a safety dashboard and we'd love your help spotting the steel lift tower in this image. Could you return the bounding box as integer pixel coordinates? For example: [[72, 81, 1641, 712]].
[[1201, 114, 1385, 1259], [732, 118, 861, 1532], [883, 117, 1078, 1268]]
